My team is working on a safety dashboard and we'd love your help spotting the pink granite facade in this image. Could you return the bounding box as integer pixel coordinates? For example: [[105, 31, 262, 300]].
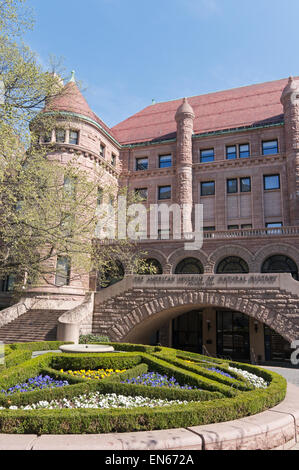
[[2, 74, 299, 360]]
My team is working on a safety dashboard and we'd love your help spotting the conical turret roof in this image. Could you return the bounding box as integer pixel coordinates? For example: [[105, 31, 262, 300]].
[[44, 72, 117, 140]]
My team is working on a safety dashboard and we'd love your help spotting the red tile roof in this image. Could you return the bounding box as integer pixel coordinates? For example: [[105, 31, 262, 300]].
[[111, 78, 288, 145], [45, 81, 118, 141]]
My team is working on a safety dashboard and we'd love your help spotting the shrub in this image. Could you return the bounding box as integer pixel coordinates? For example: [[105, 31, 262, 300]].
[[0, 341, 287, 434]]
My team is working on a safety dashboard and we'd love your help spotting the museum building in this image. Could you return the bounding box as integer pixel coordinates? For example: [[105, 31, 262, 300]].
[[1, 74, 299, 364]]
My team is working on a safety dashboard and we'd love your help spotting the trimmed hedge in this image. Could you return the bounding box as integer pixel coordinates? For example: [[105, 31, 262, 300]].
[[0, 341, 287, 434]]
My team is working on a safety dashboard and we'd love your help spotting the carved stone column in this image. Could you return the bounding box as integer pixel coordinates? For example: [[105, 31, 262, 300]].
[[281, 77, 299, 225], [175, 98, 195, 235]]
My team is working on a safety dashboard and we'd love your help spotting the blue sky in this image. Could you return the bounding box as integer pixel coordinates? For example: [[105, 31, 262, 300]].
[[24, 0, 299, 128]]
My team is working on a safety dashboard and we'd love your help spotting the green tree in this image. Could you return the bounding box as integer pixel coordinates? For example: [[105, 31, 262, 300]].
[[0, 0, 151, 293]]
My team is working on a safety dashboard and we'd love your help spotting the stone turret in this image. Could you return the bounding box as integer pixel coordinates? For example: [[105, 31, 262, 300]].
[[281, 77, 299, 225], [175, 98, 195, 234]]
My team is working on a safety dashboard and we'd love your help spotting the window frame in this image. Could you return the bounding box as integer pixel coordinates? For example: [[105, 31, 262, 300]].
[[135, 157, 149, 171], [158, 185, 171, 200], [200, 148, 215, 163], [226, 145, 237, 160], [201, 181, 215, 196], [263, 174, 281, 191], [262, 139, 279, 156], [239, 143, 250, 158], [227, 178, 238, 194], [69, 130, 79, 145], [159, 154, 172, 168], [135, 188, 148, 201], [240, 177, 251, 193]]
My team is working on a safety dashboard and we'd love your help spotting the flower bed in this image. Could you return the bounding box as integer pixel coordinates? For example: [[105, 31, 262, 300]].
[[0, 341, 287, 434], [121, 372, 198, 390], [1, 393, 190, 410], [61, 368, 126, 380], [1, 375, 69, 396]]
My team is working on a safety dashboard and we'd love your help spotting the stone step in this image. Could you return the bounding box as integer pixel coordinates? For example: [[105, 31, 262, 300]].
[[0, 309, 66, 343]]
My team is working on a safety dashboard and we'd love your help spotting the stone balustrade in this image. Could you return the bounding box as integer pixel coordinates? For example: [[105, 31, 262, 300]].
[[57, 292, 94, 343]]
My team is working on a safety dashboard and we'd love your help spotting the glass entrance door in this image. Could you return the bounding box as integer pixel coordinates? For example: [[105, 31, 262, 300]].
[[172, 310, 203, 353], [264, 326, 292, 362], [217, 311, 250, 361]]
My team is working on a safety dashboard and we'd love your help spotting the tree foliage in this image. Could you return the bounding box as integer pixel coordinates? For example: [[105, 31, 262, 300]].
[[0, 0, 150, 293]]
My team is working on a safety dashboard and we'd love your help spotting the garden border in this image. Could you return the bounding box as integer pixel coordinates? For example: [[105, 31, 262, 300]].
[[0, 383, 297, 450]]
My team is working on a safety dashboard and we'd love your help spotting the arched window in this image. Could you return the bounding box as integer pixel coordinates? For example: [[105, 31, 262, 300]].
[[262, 255, 298, 280], [97, 260, 124, 289], [216, 256, 249, 274], [175, 258, 204, 274], [140, 259, 163, 275]]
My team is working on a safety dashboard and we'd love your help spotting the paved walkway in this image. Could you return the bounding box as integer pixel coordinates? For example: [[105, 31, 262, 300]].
[[263, 366, 299, 387]]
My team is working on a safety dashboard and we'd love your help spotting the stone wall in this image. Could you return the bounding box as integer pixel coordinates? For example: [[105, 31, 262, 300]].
[[92, 274, 299, 344]]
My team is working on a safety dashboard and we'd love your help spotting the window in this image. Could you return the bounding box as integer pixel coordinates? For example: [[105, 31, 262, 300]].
[[264, 174, 280, 190], [100, 144, 106, 159], [55, 256, 71, 286], [56, 129, 66, 143], [239, 144, 250, 158], [241, 224, 252, 229], [63, 176, 76, 198], [200, 149, 214, 163], [262, 140, 278, 155], [226, 146, 237, 160], [97, 187, 103, 206], [159, 154, 172, 168], [0, 275, 14, 292], [228, 225, 239, 230], [158, 229, 170, 240], [216, 257, 249, 274], [136, 157, 148, 171], [203, 226, 215, 231], [240, 177, 251, 193], [266, 222, 283, 228], [43, 132, 52, 143], [227, 179, 238, 194], [111, 154, 116, 166], [158, 185, 171, 200], [69, 130, 79, 145], [201, 181, 215, 196], [135, 188, 148, 201], [175, 258, 204, 274]]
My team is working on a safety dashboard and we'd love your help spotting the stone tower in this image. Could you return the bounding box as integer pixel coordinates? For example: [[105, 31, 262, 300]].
[[281, 76, 299, 225], [175, 98, 195, 235]]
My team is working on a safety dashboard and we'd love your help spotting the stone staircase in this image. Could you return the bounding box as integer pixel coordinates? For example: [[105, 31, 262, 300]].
[[0, 309, 66, 343]]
